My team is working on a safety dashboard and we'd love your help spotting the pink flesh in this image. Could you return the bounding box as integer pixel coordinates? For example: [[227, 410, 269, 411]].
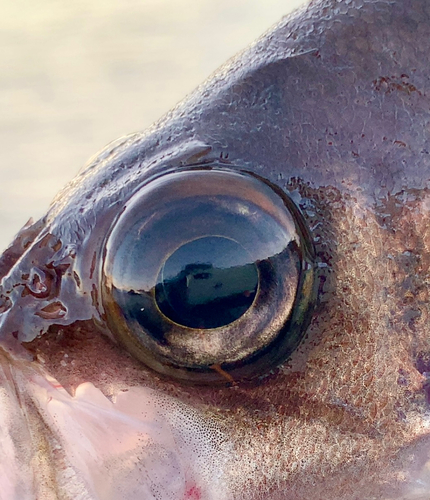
[[0, 354, 229, 500]]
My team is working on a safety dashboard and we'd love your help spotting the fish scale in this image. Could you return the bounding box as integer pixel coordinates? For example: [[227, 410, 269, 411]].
[[1, 0, 430, 498]]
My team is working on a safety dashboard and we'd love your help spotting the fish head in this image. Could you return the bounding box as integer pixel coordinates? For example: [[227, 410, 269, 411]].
[[1, 0, 430, 498]]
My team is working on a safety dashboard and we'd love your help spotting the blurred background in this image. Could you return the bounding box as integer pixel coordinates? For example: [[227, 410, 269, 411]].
[[0, 0, 306, 251]]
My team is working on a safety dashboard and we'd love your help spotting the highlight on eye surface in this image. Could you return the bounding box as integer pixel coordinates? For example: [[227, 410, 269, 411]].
[[102, 167, 316, 383]]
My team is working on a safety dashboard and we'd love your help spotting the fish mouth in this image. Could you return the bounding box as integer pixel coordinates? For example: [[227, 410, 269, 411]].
[[2, 348, 430, 500], [0, 352, 230, 500]]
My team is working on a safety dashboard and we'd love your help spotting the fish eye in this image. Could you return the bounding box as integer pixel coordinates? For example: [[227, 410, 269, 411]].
[[101, 167, 316, 384]]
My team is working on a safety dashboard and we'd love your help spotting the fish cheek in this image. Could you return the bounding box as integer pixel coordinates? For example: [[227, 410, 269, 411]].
[[18, 186, 430, 498], [296, 186, 430, 432], [195, 186, 430, 497], [26, 321, 168, 396]]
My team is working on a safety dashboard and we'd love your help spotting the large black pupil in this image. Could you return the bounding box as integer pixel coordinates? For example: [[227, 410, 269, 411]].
[[155, 236, 258, 329]]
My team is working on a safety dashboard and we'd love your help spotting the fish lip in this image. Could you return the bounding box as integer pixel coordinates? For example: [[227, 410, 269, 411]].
[[19, 362, 231, 500]]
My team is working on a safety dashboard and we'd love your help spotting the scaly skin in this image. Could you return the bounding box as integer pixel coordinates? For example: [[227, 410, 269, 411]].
[[1, 1, 430, 498]]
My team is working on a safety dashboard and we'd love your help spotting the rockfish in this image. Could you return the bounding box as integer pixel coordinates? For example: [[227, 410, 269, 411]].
[[1, 0, 430, 498]]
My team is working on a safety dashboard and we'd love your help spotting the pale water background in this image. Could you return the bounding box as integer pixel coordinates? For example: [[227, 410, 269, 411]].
[[0, 0, 306, 252]]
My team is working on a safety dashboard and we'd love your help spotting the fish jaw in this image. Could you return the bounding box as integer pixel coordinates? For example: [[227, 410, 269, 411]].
[[2, 350, 430, 500], [3, 311, 430, 500], [0, 353, 230, 500]]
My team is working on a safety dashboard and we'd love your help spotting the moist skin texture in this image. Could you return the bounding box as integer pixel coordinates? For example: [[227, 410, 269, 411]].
[[1, 0, 430, 499]]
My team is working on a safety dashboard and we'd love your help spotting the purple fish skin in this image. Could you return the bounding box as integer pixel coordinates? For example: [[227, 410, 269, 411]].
[[1, 0, 430, 498]]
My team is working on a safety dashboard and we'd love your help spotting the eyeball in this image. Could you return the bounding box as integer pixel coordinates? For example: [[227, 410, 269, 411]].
[[101, 167, 316, 384]]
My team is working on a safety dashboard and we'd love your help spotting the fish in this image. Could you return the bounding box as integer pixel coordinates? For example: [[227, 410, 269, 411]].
[[1, 0, 430, 498]]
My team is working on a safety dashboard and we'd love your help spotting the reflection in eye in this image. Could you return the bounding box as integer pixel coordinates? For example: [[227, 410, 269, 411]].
[[102, 167, 316, 383], [155, 236, 259, 329]]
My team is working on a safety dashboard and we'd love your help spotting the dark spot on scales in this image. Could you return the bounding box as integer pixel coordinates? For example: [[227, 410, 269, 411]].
[[372, 75, 422, 96], [415, 353, 430, 404]]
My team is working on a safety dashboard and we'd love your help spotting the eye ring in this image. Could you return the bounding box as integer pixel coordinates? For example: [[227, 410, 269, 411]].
[[101, 166, 316, 384]]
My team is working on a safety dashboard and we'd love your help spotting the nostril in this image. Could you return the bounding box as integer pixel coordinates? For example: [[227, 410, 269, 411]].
[[19, 266, 56, 300], [27, 267, 52, 297]]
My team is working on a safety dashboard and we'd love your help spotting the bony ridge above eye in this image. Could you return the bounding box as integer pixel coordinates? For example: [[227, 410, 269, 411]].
[[101, 166, 316, 384]]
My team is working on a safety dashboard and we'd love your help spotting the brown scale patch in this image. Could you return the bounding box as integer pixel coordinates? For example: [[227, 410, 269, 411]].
[[25, 322, 161, 397], [213, 183, 430, 498], [372, 75, 422, 96], [23, 182, 430, 499]]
